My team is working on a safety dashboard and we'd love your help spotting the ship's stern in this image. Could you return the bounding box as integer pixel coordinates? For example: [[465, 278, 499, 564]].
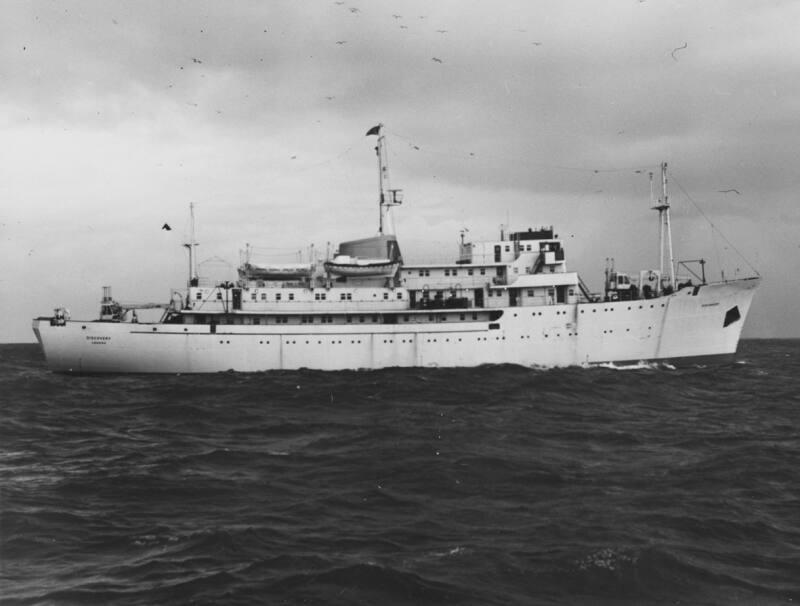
[[31, 318, 44, 347]]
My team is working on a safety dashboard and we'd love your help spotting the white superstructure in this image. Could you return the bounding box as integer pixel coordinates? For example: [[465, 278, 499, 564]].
[[32, 126, 760, 373]]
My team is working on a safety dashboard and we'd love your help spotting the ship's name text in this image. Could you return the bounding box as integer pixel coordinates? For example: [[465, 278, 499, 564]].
[[86, 336, 111, 344]]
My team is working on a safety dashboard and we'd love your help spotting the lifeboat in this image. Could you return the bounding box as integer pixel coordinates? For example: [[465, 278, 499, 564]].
[[239, 262, 313, 281], [323, 255, 399, 277]]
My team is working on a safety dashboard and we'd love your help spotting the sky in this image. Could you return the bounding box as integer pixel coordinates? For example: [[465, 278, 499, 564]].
[[2, 0, 799, 342]]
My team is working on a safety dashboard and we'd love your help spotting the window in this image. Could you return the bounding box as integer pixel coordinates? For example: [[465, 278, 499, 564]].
[[419, 270, 425, 277], [505, 245, 510, 252], [346, 315, 352, 323], [480, 268, 486, 275], [216, 292, 222, 300], [468, 269, 474, 276], [253, 317, 260, 325], [383, 292, 389, 300], [460, 313, 466, 320], [251, 292, 257, 301], [396, 292, 403, 299], [276, 293, 282, 301], [289, 293, 295, 301], [340, 293, 347, 301], [196, 292, 202, 300], [527, 289, 534, 296], [358, 315, 365, 323], [347, 293, 352, 300], [315, 293, 320, 300], [453, 269, 458, 276], [372, 315, 378, 322], [444, 269, 450, 276], [261, 293, 267, 301]]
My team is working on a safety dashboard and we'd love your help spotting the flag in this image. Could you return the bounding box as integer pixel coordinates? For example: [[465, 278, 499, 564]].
[[365, 124, 381, 136]]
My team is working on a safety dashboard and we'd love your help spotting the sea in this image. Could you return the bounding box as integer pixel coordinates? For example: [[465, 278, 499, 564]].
[[1, 340, 798, 606]]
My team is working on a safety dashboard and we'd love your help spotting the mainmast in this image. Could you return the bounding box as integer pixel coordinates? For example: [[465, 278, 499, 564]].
[[183, 202, 199, 286], [651, 162, 675, 288], [367, 123, 403, 235]]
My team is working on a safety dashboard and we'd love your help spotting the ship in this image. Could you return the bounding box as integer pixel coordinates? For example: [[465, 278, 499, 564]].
[[32, 124, 760, 373]]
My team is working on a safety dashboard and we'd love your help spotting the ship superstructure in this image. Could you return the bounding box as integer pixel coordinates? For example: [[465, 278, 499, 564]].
[[32, 125, 760, 373]]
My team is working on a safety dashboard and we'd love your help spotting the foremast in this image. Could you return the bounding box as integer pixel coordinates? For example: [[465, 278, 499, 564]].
[[651, 162, 675, 289]]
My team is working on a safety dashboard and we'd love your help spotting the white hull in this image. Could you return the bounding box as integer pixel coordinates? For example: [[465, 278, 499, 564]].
[[33, 278, 758, 373]]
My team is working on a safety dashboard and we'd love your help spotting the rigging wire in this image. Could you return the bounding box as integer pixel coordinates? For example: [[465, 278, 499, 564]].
[[669, 173, 760, 277], [387, 129, 654, 174]]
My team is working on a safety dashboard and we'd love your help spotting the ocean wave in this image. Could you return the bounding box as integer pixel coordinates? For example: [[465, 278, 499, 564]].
[[2, 341, 799, 605]]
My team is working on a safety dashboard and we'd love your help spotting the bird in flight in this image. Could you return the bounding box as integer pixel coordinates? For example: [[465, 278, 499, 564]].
[[162, 223, 172, 231], [671, 42, 687, 61], [432, 57, 443, 63], [718, 189, 741, 195], [336, 40, 347, 44], [191, 57, 202, 64]]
